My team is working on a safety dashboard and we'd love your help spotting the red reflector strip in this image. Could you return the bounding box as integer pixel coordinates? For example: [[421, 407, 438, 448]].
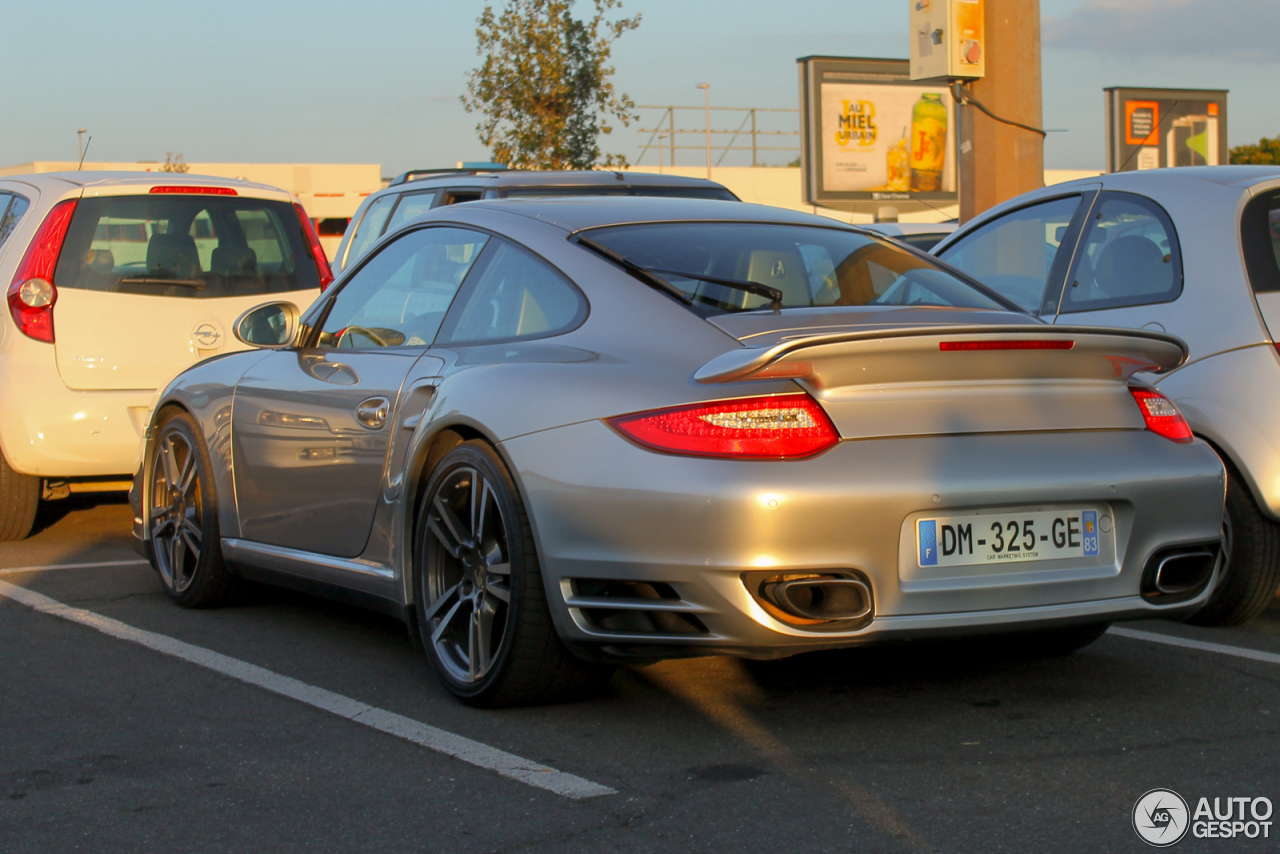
[[149, 186, 238, 195], [609, 393, 839, 460], [940, 340, 1074, 351]]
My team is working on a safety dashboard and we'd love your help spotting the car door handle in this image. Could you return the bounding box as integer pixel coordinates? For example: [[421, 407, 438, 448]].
[[355, 397, 390, 430]]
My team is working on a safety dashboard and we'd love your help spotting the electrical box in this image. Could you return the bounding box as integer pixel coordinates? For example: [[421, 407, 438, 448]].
[[909, 0, 985, 80]]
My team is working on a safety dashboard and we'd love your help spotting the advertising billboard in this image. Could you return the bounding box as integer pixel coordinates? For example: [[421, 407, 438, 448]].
[[1105, 87, 1228, 172], [799, 56, 958, 214]]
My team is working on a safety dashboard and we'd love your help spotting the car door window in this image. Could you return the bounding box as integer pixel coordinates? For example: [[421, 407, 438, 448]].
[[937, 195, 1083, 312], [0, 194, 14, 249], [1060, 193, 1181, 313], [438, 241, 586, 344], [319, 227, 488, 348], [343, 193, 398, 269], [384, 190, 439, 234]]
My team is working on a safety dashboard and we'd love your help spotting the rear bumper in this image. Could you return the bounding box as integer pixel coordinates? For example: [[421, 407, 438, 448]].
[[0, 347, 154, 477], [503, 422, 1226, 657]]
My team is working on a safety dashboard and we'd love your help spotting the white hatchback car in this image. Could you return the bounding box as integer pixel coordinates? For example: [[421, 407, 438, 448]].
[[0, 172, 332, 540]]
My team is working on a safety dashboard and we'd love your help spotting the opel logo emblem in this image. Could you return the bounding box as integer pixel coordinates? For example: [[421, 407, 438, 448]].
[[193, 322, 221, 349]]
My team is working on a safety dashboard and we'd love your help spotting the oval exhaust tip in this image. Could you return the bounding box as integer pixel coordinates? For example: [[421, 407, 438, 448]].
[[1153, 551, 1216, 595], [770, 578, 872, 622]]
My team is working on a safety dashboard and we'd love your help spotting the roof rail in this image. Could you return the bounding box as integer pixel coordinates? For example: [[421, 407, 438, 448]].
[[390, 166, 508, 186]]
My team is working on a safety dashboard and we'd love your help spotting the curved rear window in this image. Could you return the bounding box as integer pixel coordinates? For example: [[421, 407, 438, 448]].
[[1243, 188, 1280, 293], [584, 222, 1007, 313], [54, 194, 320, 298]]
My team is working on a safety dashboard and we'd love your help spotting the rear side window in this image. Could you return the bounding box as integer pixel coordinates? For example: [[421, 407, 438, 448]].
[[1242, 189, 1280, 293], [0, 193, 30, 251], [342, 193, 398, 269], [937, 195, 1082, 312], [54, 194, 320, 298], [384, 190, 438, 234], [439, 241, 586, 344], [1060, 193, 1181, 312]]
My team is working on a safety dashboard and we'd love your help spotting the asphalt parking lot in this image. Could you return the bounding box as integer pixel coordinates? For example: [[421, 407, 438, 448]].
[[2, 496, 1278, 853]]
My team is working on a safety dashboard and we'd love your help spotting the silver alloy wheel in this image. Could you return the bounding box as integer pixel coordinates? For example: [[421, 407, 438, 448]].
[[150, 430, 203, 594], [1214, 506, 1235, 593], [422, 465, 513, 684]]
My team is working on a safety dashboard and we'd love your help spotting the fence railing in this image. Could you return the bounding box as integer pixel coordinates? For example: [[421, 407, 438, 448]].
[[634, 106, 800, 168]]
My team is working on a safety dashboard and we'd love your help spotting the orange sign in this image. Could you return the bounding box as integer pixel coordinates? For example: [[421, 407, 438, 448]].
[[1125, 100, 1160, 146]]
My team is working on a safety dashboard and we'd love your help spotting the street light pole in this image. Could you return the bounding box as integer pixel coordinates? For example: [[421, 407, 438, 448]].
[[77, 128, 87, 163], [697, 83, 711, 179]]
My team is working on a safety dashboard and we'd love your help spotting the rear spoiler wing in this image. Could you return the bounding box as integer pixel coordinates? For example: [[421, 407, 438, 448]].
[[694, 325, 1188, 387]]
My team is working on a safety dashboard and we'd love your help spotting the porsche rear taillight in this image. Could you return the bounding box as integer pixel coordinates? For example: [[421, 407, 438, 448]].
[[293, 202, 334, 290], [7, 199, 77, 343], [609, 393, 839, 459], [1130, 388, 1193, 443]]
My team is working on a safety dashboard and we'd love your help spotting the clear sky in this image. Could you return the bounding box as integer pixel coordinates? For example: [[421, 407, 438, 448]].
[[2, 0, 1276, 176]]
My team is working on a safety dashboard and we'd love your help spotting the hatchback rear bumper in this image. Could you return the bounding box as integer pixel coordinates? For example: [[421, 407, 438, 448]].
[[503, 421, 1226, 656]]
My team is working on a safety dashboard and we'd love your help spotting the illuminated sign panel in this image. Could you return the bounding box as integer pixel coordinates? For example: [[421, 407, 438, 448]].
[[1106, 87, 1228, 172]]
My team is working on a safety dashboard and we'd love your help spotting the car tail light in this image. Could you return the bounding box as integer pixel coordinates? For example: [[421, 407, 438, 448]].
[[1130, 388, 1193, 443], [609, 393, 839, 459], [149, 185, 237, 195], [940, 340, 1073, 351], [293, 203, 334, 290], [7, 199, 77, 343]]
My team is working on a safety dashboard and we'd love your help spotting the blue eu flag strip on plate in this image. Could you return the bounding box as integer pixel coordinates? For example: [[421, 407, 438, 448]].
[[1082, 510, 1099, 557], [919, 520, 938, 565]]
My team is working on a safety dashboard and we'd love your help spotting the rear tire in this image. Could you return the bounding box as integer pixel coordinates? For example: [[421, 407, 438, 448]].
[[146, 409, 238, 608], [1188, 464, 1280, 626], [413, 440, 613, 707], [0, 446, 39, 542]]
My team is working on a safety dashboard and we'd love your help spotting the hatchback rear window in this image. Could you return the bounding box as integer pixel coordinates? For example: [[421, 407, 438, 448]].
[[1243, 189, 1280, 293], [582, 222, 1009, 314], [54, 194, 321, 298]]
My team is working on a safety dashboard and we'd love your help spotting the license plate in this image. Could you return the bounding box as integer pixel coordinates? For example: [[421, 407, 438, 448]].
[[917, 509, 1105, 568]]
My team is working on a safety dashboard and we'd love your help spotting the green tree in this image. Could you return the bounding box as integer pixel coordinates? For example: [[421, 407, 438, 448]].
[[463, 0, 640, 170], [1230, 135, 1280, 165], [160, 152, 189, 173]]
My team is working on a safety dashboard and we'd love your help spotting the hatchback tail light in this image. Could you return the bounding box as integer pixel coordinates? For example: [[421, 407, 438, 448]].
[[7, 199, 77, 343], [1130, 388, 1193, 443], [293, 203, 334, 290], [609, 393, 840, 459]]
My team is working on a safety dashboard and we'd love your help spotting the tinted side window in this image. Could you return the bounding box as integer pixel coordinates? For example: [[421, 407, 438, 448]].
[[439, 241, 585, 344], [0, 194, 14, 250], [384, 190, 439, 234], [938, 195, 1081, 312], [319, 227, 488, 348], [1061, 193, 1181, 312], [1242, 189, 1280, 293], [343, 193, 398, 269]]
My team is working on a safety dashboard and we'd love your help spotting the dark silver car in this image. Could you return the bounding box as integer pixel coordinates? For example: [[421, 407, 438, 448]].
[[133, 198, 1226, 706], [933, 166, 1280, 625]]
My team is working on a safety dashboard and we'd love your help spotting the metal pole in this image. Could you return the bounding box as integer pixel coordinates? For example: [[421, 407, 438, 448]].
[[77, 128, 87, 163], [751, 109, 757, 167], [697, 84, 711, 178]]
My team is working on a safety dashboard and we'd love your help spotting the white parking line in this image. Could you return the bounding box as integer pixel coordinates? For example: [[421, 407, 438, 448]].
[[0, 559, 149, 576], [1108, 626, 1280, 666], [0, 579, 615, 800]]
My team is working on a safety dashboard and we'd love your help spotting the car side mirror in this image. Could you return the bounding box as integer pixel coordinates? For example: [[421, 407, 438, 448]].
[[233, 301, 300, 349]]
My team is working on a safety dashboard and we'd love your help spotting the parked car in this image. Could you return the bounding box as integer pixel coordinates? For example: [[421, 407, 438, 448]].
[[932, 165, 1280, 625], [861, 221, 958, 252], [0, 172, 332, 540], [331, 168, 739, 274], [133, 197, 1225, 707]]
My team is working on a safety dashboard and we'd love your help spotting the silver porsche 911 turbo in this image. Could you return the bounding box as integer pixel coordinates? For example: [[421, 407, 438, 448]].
[[132, 197, 1226, 707]]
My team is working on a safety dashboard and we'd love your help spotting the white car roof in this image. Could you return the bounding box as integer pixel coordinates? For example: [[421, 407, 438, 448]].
[[0, 171, 293, 202]]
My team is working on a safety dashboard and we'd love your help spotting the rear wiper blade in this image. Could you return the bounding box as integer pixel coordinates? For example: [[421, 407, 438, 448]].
[[574, 236, 691, 305], [644, 267, 783, 311], [116, 277, 205, 288]]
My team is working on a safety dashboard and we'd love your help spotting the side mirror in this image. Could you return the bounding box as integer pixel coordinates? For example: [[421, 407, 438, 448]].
[[233, 301, 300, 349]]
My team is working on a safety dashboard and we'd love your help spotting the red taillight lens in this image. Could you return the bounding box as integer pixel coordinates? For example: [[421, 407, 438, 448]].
[[1130, 388, 1193, 443], [7, 199, 77, 343], [940, 340, 1074, 351], [149, 185, 237, 195], [293, 202, 334, 290], [609, 393, 840, 459]]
